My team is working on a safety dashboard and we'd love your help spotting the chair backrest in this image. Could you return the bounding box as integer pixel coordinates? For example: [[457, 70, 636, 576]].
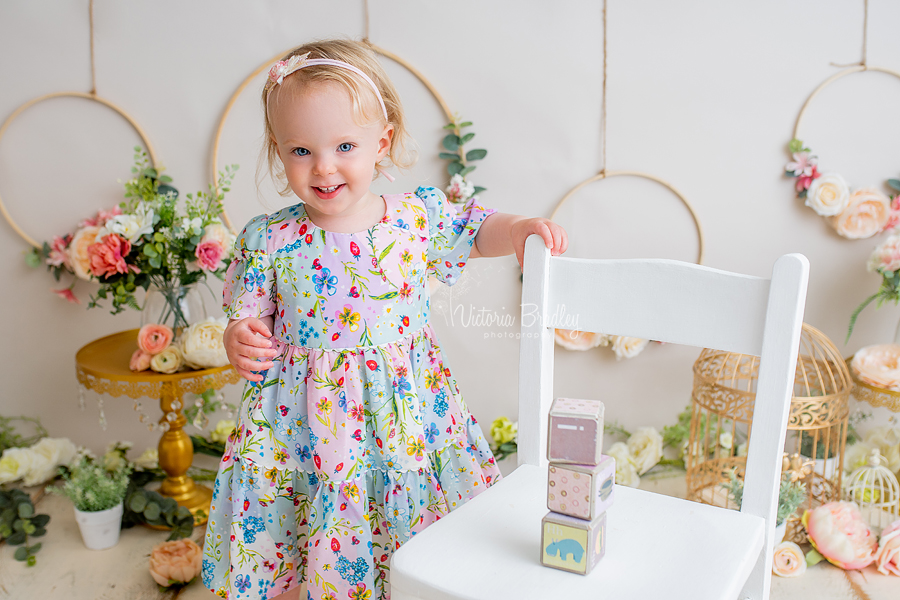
[[518, 235, 808, 600]]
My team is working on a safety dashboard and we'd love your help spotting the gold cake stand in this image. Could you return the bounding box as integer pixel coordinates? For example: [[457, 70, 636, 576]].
[[75, 329, 240, 524], [847, 356, 900, 413]]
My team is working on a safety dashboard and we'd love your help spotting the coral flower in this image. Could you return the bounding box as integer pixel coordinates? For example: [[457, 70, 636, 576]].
[[803, 502, 878, 570], [87, 233, 138, 278]]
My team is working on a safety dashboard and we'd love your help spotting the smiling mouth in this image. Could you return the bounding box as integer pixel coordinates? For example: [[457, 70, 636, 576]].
[[315, 185, 343, 193]]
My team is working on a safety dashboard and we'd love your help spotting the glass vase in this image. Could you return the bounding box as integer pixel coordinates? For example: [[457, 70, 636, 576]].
[[141, 283, 207, 333]]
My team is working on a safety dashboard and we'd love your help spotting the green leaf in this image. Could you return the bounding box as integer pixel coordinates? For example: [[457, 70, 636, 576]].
[[465, 149, 487, 161], [30, 514, 49, 528], [23, 522, 35, 535], [26, 555, 36, 567], [460, 132, 475, 144], [31, 527, 46, 537], [17, 503, 33, 519], [28, 542, 41, 554], [458, 121, 473, 128], [442, 123, 457, 130], [14, 547, 28, 561], [472, 186, 487, 195], [447, 161, 464, 176], [888, 179, 900, 193], [144, 502, 161, 521], [442, 134, 460, 151], [788, 139, 803, 153], [805, 548, 825, 566], [847, 291, 881, 342], [378, 241, 396, 263], [459, 166, 476, 177], [7, 531, 25, 545], [149, 256, 162, 269], [438, 152, 460, 161], [24, 249, 42, 268], [129, 494, 148, 513], [369, 291, 399, 301], [153, 232, 165, 243], [143, 244, 158, 257]]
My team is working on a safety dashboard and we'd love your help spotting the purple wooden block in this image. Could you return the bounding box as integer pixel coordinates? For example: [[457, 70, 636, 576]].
[[547, 398, 604, 465]]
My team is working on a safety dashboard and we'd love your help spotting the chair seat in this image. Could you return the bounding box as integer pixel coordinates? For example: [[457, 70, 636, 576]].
[[390, 464, 765, 600]]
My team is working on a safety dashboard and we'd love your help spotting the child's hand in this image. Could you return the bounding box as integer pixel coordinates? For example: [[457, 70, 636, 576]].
[[510, 217, 568, 269], [224, 317, 278, 382]]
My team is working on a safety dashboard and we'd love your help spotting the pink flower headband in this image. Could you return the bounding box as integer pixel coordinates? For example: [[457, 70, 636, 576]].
[[265, 52, 388, 122]]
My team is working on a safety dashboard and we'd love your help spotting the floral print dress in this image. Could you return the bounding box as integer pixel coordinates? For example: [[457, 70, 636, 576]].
[[202, 187, 503, 600]]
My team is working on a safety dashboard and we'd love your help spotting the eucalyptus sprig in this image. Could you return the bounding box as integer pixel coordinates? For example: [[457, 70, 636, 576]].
[[0, 415, 47, 454], [0, 489, 49, 566], [724, 470, 806, 526], [440, 116, 487, 199]]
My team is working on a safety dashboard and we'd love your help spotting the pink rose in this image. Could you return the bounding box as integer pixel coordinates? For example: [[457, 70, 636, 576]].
[[129, 349, 152, 372], [195, 240, 226, 271], [803, 502, 878, 570], [137, 324, 174, 355], [831, 187, 892, 239], [876, 519, 900, 576], [772, 541, 806, 578], [87, 234, 137, 279]]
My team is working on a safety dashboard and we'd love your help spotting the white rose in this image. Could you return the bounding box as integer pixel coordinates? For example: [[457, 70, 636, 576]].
[[844, 441, 875, 474], [67, 226, 101, 280], [0, 447, 35, 484], [611, 336, 649, 360], [210, 419, 236, 443], [863, 427, 900, 473], [150, 345, 184, 374], [719, 432, 734, 450], [627, 427, 663, 474], [133, 448, 159, 471], [102, 203, 155, 243], [22, 437, 77, 485], [736, 442, 748, 457], [805, 173, 850, 216], [21, 451, 54, 486], [181, 317, 229, 369], [607, 442, 640, 487]]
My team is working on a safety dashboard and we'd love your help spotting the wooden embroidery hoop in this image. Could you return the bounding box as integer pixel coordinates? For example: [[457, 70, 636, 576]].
[[210, 43, 455, 234], [549, 170, 705, 265]]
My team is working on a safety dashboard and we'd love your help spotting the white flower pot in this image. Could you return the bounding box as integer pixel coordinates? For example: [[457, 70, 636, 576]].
[[815, 457, 838, 480], [73, 501, 123, 550], [772, 522, 786, 550]]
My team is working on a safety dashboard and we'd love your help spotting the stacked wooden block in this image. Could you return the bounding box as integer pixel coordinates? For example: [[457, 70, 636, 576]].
[[540, 398, 614, 575]]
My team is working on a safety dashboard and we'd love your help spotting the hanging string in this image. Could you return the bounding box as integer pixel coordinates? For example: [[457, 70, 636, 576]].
[[363, 0, 371, 42], [831, 0, 868, 69], [599, 0, 608, 175], [88, 0, 97, 95]]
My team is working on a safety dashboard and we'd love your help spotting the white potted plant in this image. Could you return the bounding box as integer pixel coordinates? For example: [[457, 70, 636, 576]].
[[725, 470, 806, 548], [50, 457, 131, 550]]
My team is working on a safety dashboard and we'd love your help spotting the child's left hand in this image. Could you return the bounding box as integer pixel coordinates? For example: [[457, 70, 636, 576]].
[[510, 217, 568, 269]]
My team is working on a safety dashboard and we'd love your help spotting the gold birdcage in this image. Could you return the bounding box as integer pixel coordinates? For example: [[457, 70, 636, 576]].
[[845, 448, 900, 533], [686, 323, 852, 543]]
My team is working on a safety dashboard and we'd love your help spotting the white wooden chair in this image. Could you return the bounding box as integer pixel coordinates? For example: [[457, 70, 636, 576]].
[[391, 235, 809, 600]]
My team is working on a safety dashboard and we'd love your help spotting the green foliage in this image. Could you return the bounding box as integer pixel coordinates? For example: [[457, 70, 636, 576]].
[[0, 415, 47, 454], [190, 435, 226, 458], [440, 116, 487, 197], [788, 138, 810, 154], [847, 270, 900, 342], [661, 405, 692, 449], [888, 178, 900, 193], [724, 470, 806, 526], [49, 458, 132, 512], [0, 488, 50, 566], [122, 484, 194, 541]]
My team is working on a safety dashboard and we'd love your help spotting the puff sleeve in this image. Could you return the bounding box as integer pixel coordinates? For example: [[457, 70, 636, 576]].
[[222, 213, 276, 320], [419, 186, 496, 285]]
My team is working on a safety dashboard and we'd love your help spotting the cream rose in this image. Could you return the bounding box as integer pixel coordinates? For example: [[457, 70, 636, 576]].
[[150, 345, 184, 374], [627, 427, 663, 474], [210, 420, 236, 444], [832, 187, 891, 239], [554, 329, 609, 351], [200, 222, 235, 250], [23, 438, 77, 486], [805, 173, 850, 216], [851, 344, 900, 391], [611, 336, 649, 359], [67, 226, 101, 280], [0, 447, 35, 484], [180, 317, 228, 369], [133, 448, 159, 471], [844, 441, 875, 473], [772, 541, 807, 577], [607, 442, 640, 487], [863, 426, 900, 473]]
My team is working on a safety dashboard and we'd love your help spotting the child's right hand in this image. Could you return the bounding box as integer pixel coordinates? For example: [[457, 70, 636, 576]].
[[224, 317, 279, 382]]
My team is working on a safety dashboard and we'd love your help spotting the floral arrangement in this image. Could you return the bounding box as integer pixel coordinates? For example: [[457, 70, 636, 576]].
[[785, 138, 900, 240], [130, 318, 229, 374], [149, 538, 203, 588], [440, 116, 487, 203], [554, 329, 650, 360], [26, 148, 237, 320], [0, 437, 78, 487]]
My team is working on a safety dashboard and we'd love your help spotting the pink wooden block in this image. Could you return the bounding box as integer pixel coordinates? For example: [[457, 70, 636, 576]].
[[540, 510, 607, 575], [547, 455, 615, 520], [547, 398, 604, 465]]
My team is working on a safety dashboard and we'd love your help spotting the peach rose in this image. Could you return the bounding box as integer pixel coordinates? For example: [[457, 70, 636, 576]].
[[554, 329, 609, 351], [138, 324, 174, 355], [67, 226, 101, 280], [805, 173, 850, 217], [851, 344, 900, 391], [875, 519, 900, 576], [130, 349, 152, 372], [88, 233, 136, 279], [803, 502, 878, 570], [149, 538, 202, 586], [772, 541, 807, 578], [832, 187, 891, 239]]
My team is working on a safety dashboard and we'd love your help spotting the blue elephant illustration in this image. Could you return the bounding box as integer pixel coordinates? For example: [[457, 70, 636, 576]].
[[599, 476, 613, 501], [545, 538, 584, 563]]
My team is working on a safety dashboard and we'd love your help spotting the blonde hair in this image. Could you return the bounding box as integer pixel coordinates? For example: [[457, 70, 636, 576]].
[[259, 39, 416, 197]]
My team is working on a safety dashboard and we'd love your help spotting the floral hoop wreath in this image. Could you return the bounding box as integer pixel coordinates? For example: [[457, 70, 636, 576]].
[[212, 42, 487, 233], [785, 66, 900, 240], [548, 170, 705, 359], [0, 92, 157, 248]]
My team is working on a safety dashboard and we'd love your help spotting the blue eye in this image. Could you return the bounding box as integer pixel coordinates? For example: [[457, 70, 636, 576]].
[[292, 147, 309, 156], [338, 143, 353, 152]]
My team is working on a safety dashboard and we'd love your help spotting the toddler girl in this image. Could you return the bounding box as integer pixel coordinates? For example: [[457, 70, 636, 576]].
[[202, 39, 567, 600]]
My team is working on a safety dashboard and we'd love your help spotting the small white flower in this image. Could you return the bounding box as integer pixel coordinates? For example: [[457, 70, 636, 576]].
[[719, 432, 734, 450], [102, 202, 155, 242], [181, 217, 204, 235]]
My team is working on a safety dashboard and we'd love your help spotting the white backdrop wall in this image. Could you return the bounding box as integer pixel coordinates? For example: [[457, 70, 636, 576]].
[[1, 0, 899, 457]]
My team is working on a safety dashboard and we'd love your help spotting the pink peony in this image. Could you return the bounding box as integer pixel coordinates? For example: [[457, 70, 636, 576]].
[[129, 349, 152, 372], [87, 234, 137, 279], [803, 502, 878, 570], [137, 324, 174, 355], [194, 240, 226, 271], [52, 287, 80, 304], [876, 519, 900, 576]]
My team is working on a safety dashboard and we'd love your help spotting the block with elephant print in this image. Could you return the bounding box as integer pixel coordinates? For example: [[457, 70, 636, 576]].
[[540, 511, 607, 575]]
